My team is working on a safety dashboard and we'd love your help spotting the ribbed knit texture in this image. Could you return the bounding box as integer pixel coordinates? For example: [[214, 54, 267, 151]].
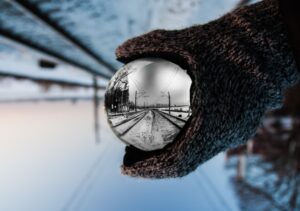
[[115, 0, 300, 178]]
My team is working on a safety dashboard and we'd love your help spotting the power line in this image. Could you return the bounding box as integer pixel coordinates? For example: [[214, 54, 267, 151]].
[[132, 77, 143, 90], [61, 144, 110, 211], [196, 169, 233, 211], [193, 173, 221, 211], [152, 67, 179, 104], [131, 78, 142, 92]]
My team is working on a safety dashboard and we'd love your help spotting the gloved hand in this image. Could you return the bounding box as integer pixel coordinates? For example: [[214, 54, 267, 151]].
[[115, 0, 300, 178]]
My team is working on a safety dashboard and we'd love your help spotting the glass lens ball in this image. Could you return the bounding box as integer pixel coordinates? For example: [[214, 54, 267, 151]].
[[105, 58, 192, 151]]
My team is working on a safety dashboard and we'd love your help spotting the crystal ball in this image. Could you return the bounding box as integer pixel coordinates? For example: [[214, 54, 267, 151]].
[[105, 58, 192, 151]]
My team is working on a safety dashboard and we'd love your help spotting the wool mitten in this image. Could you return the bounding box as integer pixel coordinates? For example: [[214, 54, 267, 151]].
[[115, 0, 300, 178]]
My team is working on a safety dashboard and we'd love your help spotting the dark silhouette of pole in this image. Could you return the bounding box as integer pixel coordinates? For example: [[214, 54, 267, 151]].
[[168, 91, 171, 115], [93, 77, 100, 144], [135, 91, 137, 112]]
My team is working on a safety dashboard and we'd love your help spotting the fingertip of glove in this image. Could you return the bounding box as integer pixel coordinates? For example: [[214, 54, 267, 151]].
[[115, 42, 130, 63], [115, 29, 170, 63], [115, 40, 142, 63]]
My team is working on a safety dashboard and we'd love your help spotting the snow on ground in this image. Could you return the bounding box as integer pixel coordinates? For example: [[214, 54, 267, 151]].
[[158, 106, 191, 120], [0, 1, 262, 210], [0, 0, 253, 105], [0, 1, 113, 78], [109, 109, 186, 151], [0, 36, 103, 86], [171, 111, 190, 120], [0, 0, 243, 83], [0, 37, 110, 101], [112, 111, 146, 135], [158, 111, 187, 128], [108, 110, 144, 126], [25, 0, 241, 68], [120, 109, 180, 151]]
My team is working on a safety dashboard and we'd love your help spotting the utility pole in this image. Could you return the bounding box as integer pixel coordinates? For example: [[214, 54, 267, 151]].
[[93, 77, 100, 144], [135, 91, 137, 112], [168, 91, 171, 115]]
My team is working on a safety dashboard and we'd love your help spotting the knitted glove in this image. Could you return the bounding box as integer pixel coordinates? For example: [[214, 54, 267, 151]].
[[115, 0, 300, 178]]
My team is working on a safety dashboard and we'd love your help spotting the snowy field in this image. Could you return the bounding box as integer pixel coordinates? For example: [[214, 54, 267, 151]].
[[108, 109, 186, 151]]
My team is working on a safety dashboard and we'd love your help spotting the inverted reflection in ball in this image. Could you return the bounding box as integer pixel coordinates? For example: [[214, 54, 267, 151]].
[[105, 58, 192, 151]]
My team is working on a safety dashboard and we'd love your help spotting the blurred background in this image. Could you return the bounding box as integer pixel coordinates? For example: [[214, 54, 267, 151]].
[[0, 0, 299, 210]]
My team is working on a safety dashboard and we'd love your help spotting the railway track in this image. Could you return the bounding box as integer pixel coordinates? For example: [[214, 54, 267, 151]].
[[113, 110, 149, 136], [153, 110, 182, 129], [111, 110, 146, 127], [111, 109, 186, 141], [155, 110, 186, 128]]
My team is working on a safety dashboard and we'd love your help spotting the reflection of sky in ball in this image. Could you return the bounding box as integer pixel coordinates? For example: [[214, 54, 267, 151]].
[[127, 58, 191, 106]]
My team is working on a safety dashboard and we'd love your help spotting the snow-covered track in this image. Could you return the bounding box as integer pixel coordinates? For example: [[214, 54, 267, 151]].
[[119, 111, 149, 136], [111, 110, 146, 127], [154, 110, 182, 130], [155, 110, 186, 128]]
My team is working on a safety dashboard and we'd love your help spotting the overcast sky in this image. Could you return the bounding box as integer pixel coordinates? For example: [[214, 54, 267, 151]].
[[123, 58, 191, 106]]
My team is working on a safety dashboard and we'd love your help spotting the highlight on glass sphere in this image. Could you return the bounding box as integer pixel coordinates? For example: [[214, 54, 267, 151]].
[[105, 58, 192, 151]]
